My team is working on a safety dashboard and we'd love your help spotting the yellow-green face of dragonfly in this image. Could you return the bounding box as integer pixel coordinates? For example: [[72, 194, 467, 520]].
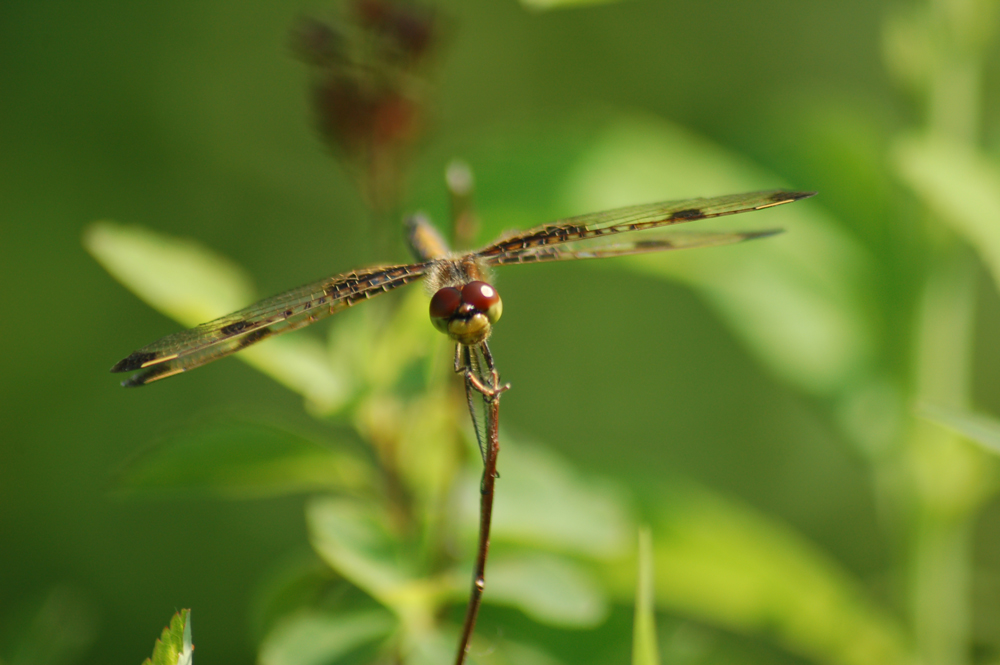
[[429, 281, 503, 346]]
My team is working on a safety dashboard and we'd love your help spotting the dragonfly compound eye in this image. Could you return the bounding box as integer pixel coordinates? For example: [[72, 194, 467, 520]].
[[462, 281, 502, 324], [429, 286, 462, 333]]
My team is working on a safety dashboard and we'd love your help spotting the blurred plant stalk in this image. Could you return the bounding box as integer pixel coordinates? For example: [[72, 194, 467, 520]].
[[884, 0, 1000, 663]]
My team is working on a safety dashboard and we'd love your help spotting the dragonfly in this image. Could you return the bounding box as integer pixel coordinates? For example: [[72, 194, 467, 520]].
[[112, 189, 815, 388], [111, 187, 814, 665]]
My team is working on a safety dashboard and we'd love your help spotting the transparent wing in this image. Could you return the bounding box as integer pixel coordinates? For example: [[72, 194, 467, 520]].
[[478, 189, 813, 265], [488, 229, 783, 265], [112, 262, 430, 386]]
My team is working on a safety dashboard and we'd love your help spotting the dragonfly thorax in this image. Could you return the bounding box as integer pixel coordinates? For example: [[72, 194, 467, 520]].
[[429, 281, 503, 345]]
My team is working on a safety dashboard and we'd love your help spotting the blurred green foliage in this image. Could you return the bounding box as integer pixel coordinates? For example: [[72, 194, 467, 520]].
[[4, 0, 1000, 664]]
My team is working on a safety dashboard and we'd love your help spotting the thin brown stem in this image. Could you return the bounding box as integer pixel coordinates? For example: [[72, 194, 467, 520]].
[[453, 342, 508, 665]]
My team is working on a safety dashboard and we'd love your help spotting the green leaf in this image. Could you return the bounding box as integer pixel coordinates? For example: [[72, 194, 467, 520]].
[[893, 135, 1000, 291], [84, 222, 351, 412], [599, 483, 911, 665], [115, 421, 374, 499], [557, 114, 875, 396], [919, 403, 1000, 457], [481, 554, 607, 628], [84, 222, 255, 322], [142, 609, 192, 665], [457, 436, 631, 559], [258, 609, 395, 665], [306, 497, 439, 623], [632, 528, 659, 665], [248, 337, 356, 416]]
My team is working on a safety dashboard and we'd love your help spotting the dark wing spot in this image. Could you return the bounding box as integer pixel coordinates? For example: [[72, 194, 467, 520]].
[[121, 363, 180, 387], [220, 320, 251, 336], [111, 351, 159, 373], [235, 327, 273, 351], [669, 208, 705, 221], [284, 309, 293, 317], [635, 239, 675, 249], [742, 229, 784, 240]]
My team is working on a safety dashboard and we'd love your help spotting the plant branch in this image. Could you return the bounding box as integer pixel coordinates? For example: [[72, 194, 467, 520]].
[[453, 342, 508, 665]]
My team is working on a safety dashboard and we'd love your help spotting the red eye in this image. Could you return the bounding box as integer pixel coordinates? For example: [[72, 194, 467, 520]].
[[429, 286, 462, 321], [462, 281, 502, 324], [462, 281, 499, 311]]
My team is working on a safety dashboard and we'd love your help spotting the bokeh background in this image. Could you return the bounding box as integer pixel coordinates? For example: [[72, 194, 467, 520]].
[[3, 0, 1000, 664]]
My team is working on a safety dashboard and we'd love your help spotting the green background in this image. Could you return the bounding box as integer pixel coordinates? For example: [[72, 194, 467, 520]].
[[3, 1, 1000, 664]]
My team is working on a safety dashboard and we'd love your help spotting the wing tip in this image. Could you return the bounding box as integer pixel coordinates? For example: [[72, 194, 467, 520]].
[[111, 350, 181, 373], [110, 352, 157, 373], [780, 190, 817, 202], [753, 190, 816, 211]]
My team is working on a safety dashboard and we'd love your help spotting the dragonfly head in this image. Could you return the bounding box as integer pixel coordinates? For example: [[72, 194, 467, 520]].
[[429, 280, 503, 345]]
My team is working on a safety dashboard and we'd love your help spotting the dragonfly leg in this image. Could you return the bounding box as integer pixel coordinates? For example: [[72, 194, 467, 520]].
[[457, 342, 509, 401], [456, 344, 505, 464]]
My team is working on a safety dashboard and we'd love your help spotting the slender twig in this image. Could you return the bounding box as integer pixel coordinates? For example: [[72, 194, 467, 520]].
[[454, 341, 508, 665]]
